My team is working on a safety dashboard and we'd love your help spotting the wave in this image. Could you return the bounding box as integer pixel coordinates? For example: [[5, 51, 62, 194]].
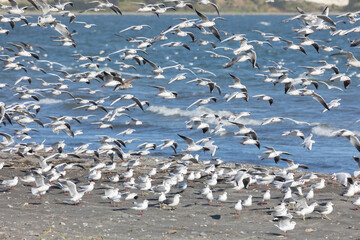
[[146, 105, 263, 126], [37, 98, 64, 105], [259, 21, 271, 26], [311, 124, 360, 138]]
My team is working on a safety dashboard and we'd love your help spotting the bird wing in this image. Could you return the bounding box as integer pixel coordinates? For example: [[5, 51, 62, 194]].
[[195, 9, 209, 22], [65, 180, 78, 197], [348, 135, 360, 152], [209, 2, 220, 16], [311, 92, 330, 110], [332, 52, 356, 61], [186, 99, 201, 110], [131, 96, 144, 111], [178, 134, 195, 147]]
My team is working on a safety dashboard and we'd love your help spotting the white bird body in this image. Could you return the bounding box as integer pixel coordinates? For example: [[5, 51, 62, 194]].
[[1, 176, 18, 189], [65, 180, 85, 204], [242, 195, 253, 209], [274, 217, 296, 237], [301, 133, 315, 150], [234, 199, 243, 215], [216, 191, 227, 205], [132, 199, 149, 215], [262, 190, 271, 205]]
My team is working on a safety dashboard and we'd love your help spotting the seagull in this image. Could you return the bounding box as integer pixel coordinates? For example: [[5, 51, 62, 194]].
[[186, 97, 217, 110], [280, 158, 309, 171], [216, 191, 227, 206], [242, 195, 253, 210], [1, 176, 18, 190], [194, 9, 222, 41], [198, 0, 220, 15], [239, 136, 260, 149], [261, 190, 271, 205], [335, 129, 360, 152], [132, 199, 149, 216], [259, 146, 292, 163], [331, 172, 352, 187], [64, 180, 85, 205], [229, 121, 258, 140], [282, 130, 305, 140], [151, 86, 178, 99], [79, 182, 95, 198], [119, 25, 151, 33], [300, 89, 330, 111], [178, 134, 209, 153], [311, 179, 326, 192], [224, 50, 259, 69], [282, 39, 307, 54], [234, 199, 243, 215], [295, 199, 318, 221], [163, 194, 181, 209], [186, 117, 210, 133], [253, 94, 274, 105], [110, 94, 144, 111], [161, 41, 191, 51], [89, 0, 122, 14], [274, 215, 296, 237], [301, 133, 315, 150], [228, 74, 248, 95], [331, 52, 360, 68]]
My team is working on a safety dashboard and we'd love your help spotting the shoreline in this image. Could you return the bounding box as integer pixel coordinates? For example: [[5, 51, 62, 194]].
[[0, 153, 359, 239]]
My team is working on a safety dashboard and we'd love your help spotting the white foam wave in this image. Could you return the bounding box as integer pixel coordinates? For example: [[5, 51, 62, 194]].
[[311, 125, 360, 137], [311, 125, 338, 137], [259, 21, 271, 26], [147, 105, 263, 126], [37, 98, 64, 105]]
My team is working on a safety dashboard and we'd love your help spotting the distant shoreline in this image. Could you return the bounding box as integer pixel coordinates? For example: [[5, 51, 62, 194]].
[[20, 11, 349, 16]]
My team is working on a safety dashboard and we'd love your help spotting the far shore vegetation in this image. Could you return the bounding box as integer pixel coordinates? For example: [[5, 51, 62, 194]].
[[6, 0, 360, 14]]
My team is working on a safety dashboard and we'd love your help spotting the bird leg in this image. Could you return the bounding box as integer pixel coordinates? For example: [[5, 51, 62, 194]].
[[325, 215, 332, 221], [303, 215, 306, 221]]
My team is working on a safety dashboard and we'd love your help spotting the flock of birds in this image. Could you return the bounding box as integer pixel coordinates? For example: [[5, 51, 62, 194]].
[[0, 0, 359, 237]]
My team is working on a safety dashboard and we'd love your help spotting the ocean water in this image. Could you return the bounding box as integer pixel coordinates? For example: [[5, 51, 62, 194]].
[[1, 14, 359, 174]]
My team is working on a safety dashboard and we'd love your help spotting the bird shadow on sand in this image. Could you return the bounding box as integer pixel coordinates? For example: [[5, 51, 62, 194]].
[[182, 204, 193, 208], [210, 214, 221, 220], [112, 208, 127, 211], [267, 232, 285, 237]]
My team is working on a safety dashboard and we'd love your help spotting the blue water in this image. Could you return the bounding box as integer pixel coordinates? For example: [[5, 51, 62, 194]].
[[1, 14, 359, 173]]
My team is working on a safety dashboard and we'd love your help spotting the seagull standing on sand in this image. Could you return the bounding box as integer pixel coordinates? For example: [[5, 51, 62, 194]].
[[315, 202, 334, 220], [261, 190, 271, 205], [311, 179, 326, 192], [242, 195, 253, 210], [1, 176, 18, 190], [132, 199, 149, 216], [216, 191, 227, 206], [164, 194, 181, 209], [296, 199, 318, 221], [234, 199, 243, 215], [274, 215, 296, 237]]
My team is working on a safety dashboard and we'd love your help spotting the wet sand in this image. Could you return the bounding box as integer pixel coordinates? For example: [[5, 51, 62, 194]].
[[0, 153, 359, 240]]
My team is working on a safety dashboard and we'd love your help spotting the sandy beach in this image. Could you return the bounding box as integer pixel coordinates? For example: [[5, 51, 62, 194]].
[[0, 153, 359, 240]]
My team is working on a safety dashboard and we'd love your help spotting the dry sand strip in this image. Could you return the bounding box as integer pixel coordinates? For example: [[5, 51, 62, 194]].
[[0, 154, 359, 240]]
